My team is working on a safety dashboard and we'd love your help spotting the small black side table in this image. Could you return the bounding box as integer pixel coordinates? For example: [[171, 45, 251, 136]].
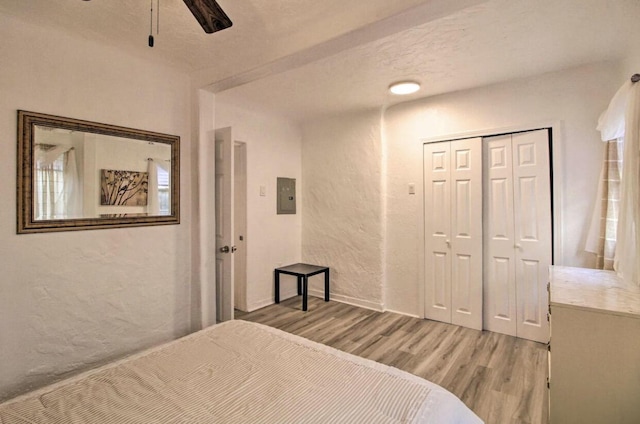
[[274, 263, 330, 311]]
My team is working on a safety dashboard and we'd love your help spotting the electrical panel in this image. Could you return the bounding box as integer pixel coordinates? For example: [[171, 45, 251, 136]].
[[277, 177, 296, 214]]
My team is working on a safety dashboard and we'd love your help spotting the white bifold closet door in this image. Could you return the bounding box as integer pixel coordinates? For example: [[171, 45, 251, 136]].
[[483, 130, 551, 343], [424, 138, 483, 330]]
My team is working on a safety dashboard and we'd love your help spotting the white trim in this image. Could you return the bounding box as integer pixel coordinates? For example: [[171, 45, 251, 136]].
[[384, 308, 421, 319], [308, 289, 385, 312], [249, 291, 384, 313], [418, 144, 426, 322], [247, 291, 296, 313], [247, 298, 275, 312], [421, 120, 558, 144], [420, 120, 565, 319]]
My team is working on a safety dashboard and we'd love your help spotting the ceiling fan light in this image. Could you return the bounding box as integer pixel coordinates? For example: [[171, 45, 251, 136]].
[[389, 81, 420, 95]]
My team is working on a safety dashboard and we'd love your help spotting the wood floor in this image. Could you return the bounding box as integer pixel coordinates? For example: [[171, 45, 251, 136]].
[[236, 296, 548, 424]]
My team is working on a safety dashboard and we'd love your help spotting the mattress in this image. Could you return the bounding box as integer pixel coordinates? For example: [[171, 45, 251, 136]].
[[0, 320, 482, 423]]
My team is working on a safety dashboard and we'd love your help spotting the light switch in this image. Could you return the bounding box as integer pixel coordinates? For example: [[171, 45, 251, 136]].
[[260, 185, 266, 197], [408, 183, 416, 195]]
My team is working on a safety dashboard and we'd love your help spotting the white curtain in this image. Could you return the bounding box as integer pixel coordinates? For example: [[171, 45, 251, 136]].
[[64, 149, 82, 218], [34, 145, 80, 219], [147, 158, 171, 216], [147, 159, 159, 215], [585, 139, 622, 270], [616, 82, 640, 286], [595, 79, 640, 286]]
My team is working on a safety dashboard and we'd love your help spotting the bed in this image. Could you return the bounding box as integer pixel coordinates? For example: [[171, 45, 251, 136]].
[[0, 320, 482, 423]]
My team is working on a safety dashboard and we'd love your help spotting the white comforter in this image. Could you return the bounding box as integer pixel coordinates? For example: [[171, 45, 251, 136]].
[[0, 320, 482, 423]]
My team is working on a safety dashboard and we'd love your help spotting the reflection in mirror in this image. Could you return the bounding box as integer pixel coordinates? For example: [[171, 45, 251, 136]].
[[18, 111, 179, 233]]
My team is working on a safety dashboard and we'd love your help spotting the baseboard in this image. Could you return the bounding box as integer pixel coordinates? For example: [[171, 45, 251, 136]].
[[246, 298, 273, 312], [383, 308, 421, 319], [247, 290, 297, 312], [308, 289, 384, 312], [247, 290, 384, 313]]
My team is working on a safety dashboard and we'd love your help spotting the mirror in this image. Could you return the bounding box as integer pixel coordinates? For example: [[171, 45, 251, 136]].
[[17, 110, 180, 233]]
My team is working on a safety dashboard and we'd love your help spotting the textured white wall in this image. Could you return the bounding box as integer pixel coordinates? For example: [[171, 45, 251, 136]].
[[383, 61, 622, 316], [623, 50, 640, 83], [301, 110, 385, 310], [214, 96, 302, 311], [0, 15, 192, 400], [299, 62, 621, 317]]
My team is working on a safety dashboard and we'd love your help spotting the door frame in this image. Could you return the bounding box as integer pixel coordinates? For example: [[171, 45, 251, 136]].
[[420, 121, 562, 323]]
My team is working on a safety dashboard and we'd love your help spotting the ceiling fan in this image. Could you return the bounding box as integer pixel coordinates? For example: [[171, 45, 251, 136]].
[[182, 0, 233, 34], [144, 0, 232, 46], [82, 0, 232, 35]]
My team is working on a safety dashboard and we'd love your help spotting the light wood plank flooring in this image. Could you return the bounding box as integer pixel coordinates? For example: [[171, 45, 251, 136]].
[[236, 297, 548, 424]]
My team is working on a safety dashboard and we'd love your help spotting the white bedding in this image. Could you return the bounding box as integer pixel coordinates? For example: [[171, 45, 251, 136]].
[[0, 320, 482, 423]]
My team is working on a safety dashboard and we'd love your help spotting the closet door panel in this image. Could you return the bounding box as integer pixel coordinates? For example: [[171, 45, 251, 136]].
[[512, 130, 552, 343], [450, 138, 483, 330], [430, 252, 449, 311], [483, 135, 517, 336], [424, 142, 452, 323], [519, 259, 541, 325]]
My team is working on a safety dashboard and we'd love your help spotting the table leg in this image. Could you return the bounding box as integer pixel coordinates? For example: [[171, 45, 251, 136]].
[[275, 270, 280, 303], [302, 275, 308, 311], [297, 276, 302, 296], [324, 269, 330, 302]]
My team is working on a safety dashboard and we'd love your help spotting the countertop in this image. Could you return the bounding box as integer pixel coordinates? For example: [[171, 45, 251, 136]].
[[549, 265, 640, 318]]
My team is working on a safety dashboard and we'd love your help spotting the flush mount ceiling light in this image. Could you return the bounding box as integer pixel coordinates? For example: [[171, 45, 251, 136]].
[[389, 81, 421, 95]]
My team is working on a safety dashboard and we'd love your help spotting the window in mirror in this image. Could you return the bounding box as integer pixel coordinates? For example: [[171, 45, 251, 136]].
[[17, 110, 180, 233]]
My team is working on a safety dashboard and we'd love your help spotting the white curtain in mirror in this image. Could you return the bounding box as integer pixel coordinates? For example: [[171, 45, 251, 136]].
[[34, 145, 81, 220], [147, 158, 171, 216]]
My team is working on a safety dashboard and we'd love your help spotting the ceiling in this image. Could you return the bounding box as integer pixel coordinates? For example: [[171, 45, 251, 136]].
[[2, 0, 640, 123], [0, 0, 459, 80], [217, 0, 640, 122]]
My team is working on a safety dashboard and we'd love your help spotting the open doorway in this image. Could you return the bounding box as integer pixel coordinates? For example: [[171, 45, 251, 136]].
[[214, 128, 248, 321]]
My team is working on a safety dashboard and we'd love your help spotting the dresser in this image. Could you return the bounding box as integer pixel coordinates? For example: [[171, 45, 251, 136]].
[[548, 266, 640, 424]]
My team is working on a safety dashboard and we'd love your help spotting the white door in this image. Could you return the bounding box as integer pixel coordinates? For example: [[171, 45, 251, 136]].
[[450, 138, 483, 330], [483, 130, 551, 342], [424, 138, 483, 330], [483, 134, 517, 336], [233, 142, 247, 312], [511, 130, 551, 343], [215, 127, 234, 322], [424, 142, 452, 324]]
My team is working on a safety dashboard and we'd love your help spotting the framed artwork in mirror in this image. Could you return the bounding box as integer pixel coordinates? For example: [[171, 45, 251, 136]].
[[17, 110, 180, 233]]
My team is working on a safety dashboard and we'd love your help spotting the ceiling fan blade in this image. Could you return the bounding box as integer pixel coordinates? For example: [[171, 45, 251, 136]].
[[183, 0, 232, 34]]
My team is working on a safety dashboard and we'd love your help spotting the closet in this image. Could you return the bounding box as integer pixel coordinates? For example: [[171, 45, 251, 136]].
[[483, 130, 551, 342], [423, 137, 483, 330], [423, 129, 552, 343]]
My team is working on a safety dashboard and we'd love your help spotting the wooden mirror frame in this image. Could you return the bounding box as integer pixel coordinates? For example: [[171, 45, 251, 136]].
[[17, 110, 180, 233]]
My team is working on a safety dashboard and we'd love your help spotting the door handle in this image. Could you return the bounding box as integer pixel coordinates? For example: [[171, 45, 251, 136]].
[[220, 246, 230, 253], [515, 243, 522, 249]]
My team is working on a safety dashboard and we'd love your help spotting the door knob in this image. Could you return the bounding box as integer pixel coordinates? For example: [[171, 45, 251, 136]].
[[220, 246, 230, 253], [446, 240, 451, 246], [515, 243, 522, 249]]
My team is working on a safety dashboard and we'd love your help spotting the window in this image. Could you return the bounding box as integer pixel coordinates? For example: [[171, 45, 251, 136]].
[[157, 165, 170, 215], [34, 148, 67, 220]]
